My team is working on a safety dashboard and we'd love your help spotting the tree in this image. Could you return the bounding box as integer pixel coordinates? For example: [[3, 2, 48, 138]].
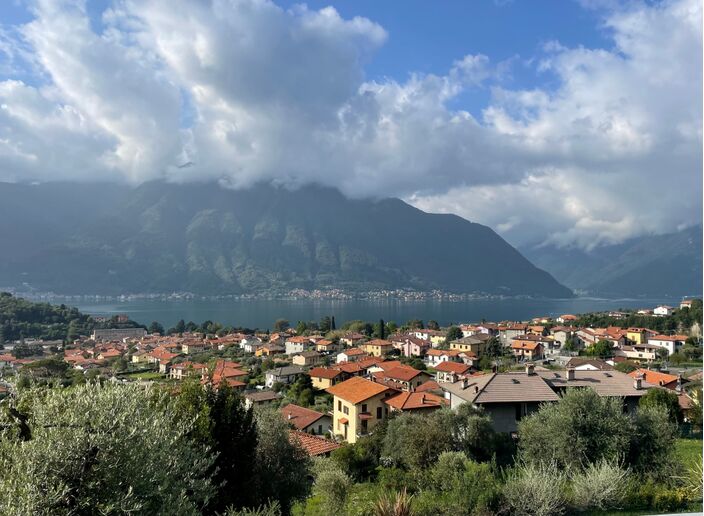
[[445, 326, 462, 343], [383, 410, 455, 470], [254, 408, 311, 512], [615, 361, 638, 373], [330, 316, 336, 331], [639, 388, 682, 424], [273, 319, 290, 333], [174, 319, 186, 334], [311, 458, 351, 514], [405, 319, 424, 330], [295, 321, 307, 336], [374, 319, 386, 340], [175, 381, 259, 512], [518, 388, 632, 470], [426, 320, 440, 331], [0, 383, 215, 514], [586, 340, 613, 358], [148, 321, 165, 335], [319, 316, 332, 334], [628, 404, 678, 474]]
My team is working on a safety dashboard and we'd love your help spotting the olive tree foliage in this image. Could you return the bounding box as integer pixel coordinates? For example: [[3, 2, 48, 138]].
[[311, 457, 352, 514], [254, 407, 312, 513], [502, 461, 569, 516], [570, 460, 630, 511], [0, 383, 215, 515], [517, 389, 632, 469]]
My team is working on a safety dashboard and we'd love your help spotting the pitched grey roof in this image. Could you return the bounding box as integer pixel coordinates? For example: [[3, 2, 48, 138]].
[[537, 369, 655, 397], [268, 366, 305, 377], [474, 373, 560, 404]]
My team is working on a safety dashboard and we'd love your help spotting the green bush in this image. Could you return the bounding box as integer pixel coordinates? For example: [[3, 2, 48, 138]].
[[569, 460, 629, 511], [502, 461, 568, 516]]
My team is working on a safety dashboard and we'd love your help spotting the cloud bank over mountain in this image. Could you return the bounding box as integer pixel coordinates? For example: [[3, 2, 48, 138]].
[[0, 0, 700, 249]]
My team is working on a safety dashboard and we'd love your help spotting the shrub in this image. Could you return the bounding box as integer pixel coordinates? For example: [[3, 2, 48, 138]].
[[227, 501, 282, 516], [570, 460, 629, 511], [502, 462, 568, 516], [373, 488, 414, 516]]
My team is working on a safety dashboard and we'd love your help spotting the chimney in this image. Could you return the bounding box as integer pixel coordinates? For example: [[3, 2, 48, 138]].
[[676, 374, 682, 393], [566, 367, 575, 381], [288, 413, 293, 420], [634, 374, 643, 391], [525, 363, 535, 376], [462, 377, 469, 389], [474, 385, 479, 394]]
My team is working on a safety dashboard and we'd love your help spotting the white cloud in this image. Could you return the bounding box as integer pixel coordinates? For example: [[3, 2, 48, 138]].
[[0, 0, 700, 249]]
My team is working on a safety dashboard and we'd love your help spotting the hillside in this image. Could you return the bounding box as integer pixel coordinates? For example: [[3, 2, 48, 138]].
[[0, 181, 572, 298], [522, 225, 702, 298]]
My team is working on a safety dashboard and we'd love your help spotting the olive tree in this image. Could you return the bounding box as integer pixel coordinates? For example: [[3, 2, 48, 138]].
[[0, 382, 215, 515]]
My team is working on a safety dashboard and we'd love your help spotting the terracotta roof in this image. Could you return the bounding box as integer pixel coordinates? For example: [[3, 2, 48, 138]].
[[628, 368, 679, 387], [650, 335, 688, 342], [365, 339, 393, 347], [511, 341, 541, 351], [415, 380, 442, 393], [309, 367, 342, 379], [289, 430, 341, 456], [434, 361, 470, 374], [341, 348, 366, 356], [326, 376, 391, 404], [375, 360, 403, 371], [426, 349, 460, 357], [678, 393, 695, 410], [281, 403, 326, 430], [384, 366, 425, 382], [385, 391, 447, 410]]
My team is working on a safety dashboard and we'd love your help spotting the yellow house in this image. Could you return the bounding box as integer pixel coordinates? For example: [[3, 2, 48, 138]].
[[626, 328, 648, 344], [327, 377, 393, 443], [309, 367, 344, 389], [361, 339, 393, 358], [449, 335, 490, 356]]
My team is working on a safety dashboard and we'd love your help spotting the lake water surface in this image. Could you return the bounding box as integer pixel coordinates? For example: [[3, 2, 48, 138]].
[[64, 296, 679, 329]]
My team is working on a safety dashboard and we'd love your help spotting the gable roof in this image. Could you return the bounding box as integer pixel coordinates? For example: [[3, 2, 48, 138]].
[[384, 391, 447, 410], [384, 365, 426, 382], [474, 373, 559, 404], [281, 403, 326, 430], [628, 368, 679, 387], [289, 430, 341, 456], [540, 369, 655, 396], [309, 367, 342, 379], [434, 361, 471, 374], [326, 376, 391, 404]]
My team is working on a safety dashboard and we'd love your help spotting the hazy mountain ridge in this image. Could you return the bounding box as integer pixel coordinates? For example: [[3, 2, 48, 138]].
[[0, 181, 572, 297], [521, 225, 702, 298]]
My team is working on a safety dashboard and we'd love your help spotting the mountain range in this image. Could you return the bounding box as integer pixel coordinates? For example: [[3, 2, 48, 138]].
[[0, 181, 572, 298], [521, 225, 702, 298]]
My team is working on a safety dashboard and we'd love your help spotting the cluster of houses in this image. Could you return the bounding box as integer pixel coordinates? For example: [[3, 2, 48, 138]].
[[0, 300, 699, 452]]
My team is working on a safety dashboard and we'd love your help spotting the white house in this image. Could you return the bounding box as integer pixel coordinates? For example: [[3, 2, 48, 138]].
[[647, 335, 687, 356], [653, 305, 674, 317]]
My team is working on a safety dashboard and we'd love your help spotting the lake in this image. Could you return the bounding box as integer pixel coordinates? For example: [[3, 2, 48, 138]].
[[59, 296, 680, 330]]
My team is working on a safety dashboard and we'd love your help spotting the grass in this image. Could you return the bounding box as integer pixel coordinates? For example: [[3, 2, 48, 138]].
[[124, 371, 163, 380], [675, 438, 703, 468]]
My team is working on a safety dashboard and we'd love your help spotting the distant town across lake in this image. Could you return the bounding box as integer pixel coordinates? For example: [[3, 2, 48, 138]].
[[55, 296, 684, 329]]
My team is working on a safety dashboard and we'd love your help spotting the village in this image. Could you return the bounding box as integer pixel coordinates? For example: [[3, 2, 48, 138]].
[[0, 298, 700, 457]]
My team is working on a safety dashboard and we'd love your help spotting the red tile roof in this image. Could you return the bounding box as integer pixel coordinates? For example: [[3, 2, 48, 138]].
[[281, 404, 327, 430], [309, 367, 342, 379], [326, 376, 391, 404], [289, 430, 341, 456], [434, 361, 470, 374], [384, 391, 447, 410]]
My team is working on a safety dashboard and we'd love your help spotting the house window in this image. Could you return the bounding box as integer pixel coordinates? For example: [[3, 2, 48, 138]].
[[361, 419, 368, 433], [376, 407, 382, 419], [343, 406, 349, 415], [318, 424, 323, 434], [338, 400, 342, 411], [362, 403, 367, 413]]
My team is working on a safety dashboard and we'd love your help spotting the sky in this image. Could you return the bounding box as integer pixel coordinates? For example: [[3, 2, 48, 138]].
[[0, 0, 701, 250]]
